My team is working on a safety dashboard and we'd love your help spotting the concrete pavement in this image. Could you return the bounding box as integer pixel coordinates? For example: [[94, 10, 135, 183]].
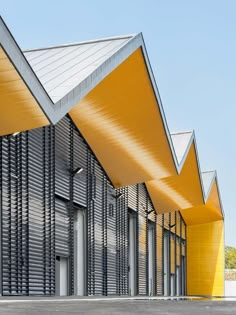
[[0, 296, 236, 314]]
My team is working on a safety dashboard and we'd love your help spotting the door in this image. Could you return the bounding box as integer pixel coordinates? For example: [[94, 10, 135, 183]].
[[170, 274, 174, 296], [128, 211, 137, 296], [163, 230, 169, 296], [181, 255, 186, 295], [56, 256, 69, 296], [176, 266, 180, 296], [148, 222, 155, 296], [74, 208, 86, 296]]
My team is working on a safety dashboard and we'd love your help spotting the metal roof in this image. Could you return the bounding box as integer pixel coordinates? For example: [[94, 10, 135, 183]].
[[171, 131, 193, 165], [0, 14, 224, 223], [24, 36, 133, 102], [0, 16, 54, 125], [201, 171, 216, 199]]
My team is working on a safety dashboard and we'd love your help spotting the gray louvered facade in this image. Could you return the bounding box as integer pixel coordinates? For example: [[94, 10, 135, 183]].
[[0, 116, 186, 296]]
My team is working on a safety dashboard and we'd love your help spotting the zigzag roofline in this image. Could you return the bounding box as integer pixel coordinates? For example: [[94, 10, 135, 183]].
[[170, 131, 223, 215], [0, 16, 178, 171], [0, 16, 223, 221]]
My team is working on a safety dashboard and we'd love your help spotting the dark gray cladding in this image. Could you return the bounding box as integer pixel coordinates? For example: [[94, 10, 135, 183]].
[[1, 127, 55, 295], [0, 116, 186, 297]]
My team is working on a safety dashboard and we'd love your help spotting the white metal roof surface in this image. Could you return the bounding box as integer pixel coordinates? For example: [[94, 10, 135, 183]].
[[24, 36, 133, 102], [201, 171, 216, 198], [171, 131, 193, 165]]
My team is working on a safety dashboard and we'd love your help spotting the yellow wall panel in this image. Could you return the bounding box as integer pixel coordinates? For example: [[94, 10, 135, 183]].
[[171, 237, 175, 274], [187, 220, 224, 296]]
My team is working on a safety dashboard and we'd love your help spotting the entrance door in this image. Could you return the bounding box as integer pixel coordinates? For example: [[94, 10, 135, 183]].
[[170, 274, 174, 296], [181, 256, 186, 295], [176, 266, 180, 296], [128, 211, 137, 296], [56, 256, 68, 296], [163, 230, 169, 296], [74, 208, 86, 296], [148, 222, 155, 296]]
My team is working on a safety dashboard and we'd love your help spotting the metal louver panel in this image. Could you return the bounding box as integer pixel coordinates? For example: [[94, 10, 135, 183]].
[[0, 114, 187, 297], [73, 131, 87, 207], [1, 134, 29, 295], [55, 116, 74, 295], [28, 127, 55, 295], [87, 151, 95, 295], [137, 184, 147, 295], [128, 185, 137, 211], [55, 198, 70, 256], [116, 186, 128, 295], [106, 180, 116, 295], [156, 214, 163, 295], [1, 127, 55, 296], [93, 161, 103, 295], [55, 117, 70, 199]]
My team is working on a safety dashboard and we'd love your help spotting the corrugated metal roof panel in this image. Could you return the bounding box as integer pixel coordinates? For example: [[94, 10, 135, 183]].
[[24, 36, 133, 102]]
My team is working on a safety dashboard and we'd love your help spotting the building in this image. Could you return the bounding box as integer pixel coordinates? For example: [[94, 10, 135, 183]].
[[0, 16, 224, 297]]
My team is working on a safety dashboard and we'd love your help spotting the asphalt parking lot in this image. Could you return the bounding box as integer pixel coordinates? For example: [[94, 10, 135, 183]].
[[0, 297, 236, 315]]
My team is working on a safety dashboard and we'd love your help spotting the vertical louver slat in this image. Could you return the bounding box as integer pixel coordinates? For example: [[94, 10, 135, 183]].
[[93, 161, 103, 295], [55, 118, 70, 199], [102, 176, 108, 295], [128, 185, 137, 211], [115, 187, 120, 295], [73, 131, 87, 207], [49, 126, 56, 295], [87, 151, 95, 295], [124, 187, 129, 295], [156, 213, 163, 295], [138, 184, 147, 295], [69, 121, 74, 295], [106, 181, 116, 295], [28, 127, 55, 295], [22, 133, 29, 295], [55, 198, 70, 256], [28, 128, 44, 295], [115, 186, 128, 295], [1, 134, 30, 295]]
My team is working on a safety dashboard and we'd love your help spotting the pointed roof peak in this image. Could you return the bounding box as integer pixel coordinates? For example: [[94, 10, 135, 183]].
[[171, 131, 193, 165], [23, 34, 138, 103], [201, 170, 216, 199]]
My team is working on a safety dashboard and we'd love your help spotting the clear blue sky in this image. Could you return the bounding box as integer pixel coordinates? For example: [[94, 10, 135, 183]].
[[2, 1, 235, 246]]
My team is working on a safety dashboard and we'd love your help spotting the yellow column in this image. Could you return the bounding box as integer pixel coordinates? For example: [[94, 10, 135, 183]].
[[187, 220, 224, 296]]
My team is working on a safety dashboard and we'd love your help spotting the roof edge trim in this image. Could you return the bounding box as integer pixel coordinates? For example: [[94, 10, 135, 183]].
[[51, 33, 144, 122], [24, 34, 136, 52], [0, 16, 55, 123]]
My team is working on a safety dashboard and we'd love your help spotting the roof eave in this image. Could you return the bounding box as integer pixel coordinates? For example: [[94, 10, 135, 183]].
[[0, 16, 54, 123]]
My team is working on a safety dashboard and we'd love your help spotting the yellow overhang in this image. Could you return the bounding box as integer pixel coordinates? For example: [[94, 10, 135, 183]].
[[0, 47, 49, 136], [181, 179, 223, 225], [146, 142, 204, 214], [70, 48, 177, 187]]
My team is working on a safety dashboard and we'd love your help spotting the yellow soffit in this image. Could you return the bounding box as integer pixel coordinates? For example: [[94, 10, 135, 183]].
[[181, 179, 223, 225], [0, 47, 49, 136], [146, 142, 204, 214], [70, 48, 177, 188]]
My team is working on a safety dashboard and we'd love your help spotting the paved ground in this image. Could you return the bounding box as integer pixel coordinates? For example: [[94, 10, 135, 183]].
[[0, 297, 236, 314], [225, 281, 236, 296]]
